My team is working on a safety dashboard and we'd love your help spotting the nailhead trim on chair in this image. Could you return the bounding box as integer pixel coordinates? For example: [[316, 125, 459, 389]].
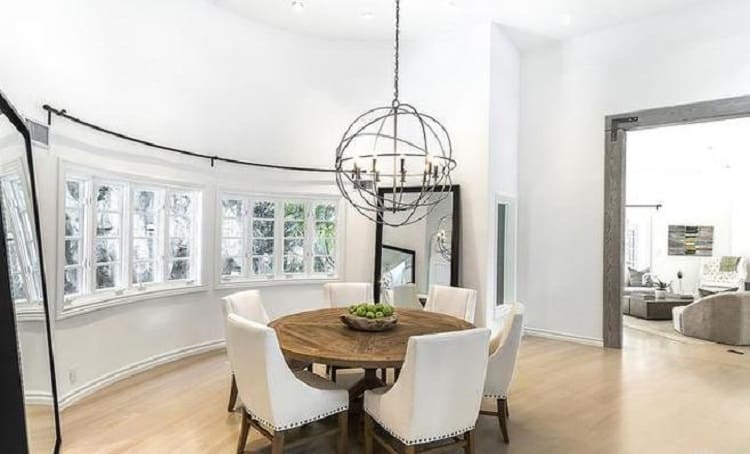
[[483, 393, 508, 399], [245, 405, 348, 432], [367, 412, 475, 446]]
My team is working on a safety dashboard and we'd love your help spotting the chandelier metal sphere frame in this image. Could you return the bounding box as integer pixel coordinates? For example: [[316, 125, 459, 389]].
[[335, 0, 457, 227]]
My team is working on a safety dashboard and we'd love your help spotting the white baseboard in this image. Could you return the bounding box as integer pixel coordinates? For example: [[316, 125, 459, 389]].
[[59, 339, 225, 409], [524, 327, 604, 347], [25, 391, 54, 406]]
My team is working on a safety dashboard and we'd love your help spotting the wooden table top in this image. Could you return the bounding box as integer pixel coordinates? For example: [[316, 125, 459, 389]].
[[269, 308, 474, 369]]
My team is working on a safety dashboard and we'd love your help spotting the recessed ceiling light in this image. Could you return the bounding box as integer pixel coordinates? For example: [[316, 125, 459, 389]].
[[291, 1, 305, 13], [361, 11, 374, 20]]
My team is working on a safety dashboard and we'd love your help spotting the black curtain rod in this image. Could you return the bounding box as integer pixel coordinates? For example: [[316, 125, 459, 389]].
[[42, 104, 336, 174], [626, 204, 663, 210]]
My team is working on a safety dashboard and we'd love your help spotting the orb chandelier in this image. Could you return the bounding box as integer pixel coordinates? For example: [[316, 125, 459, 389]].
[[335, 0, 456, 227]]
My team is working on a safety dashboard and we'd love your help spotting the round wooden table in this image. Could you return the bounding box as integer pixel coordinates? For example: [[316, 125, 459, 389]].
[[269, 308, 474, 399]]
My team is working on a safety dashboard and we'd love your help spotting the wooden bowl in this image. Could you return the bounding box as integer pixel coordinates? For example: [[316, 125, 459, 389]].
[[340, 313, 399, 332]]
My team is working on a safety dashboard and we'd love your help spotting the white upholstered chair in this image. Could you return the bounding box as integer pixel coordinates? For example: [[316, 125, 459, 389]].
[[323, 282, 374, 308], [223, 289, 270, 325], [222, 290, 269, 412], [392, 284, 422, 310], [226, 314, 349, 454], [323, 282, 374, 381], [363, 328, 491, 454], [481, 303, 525, 443], [424, 285, 477, 323], [222, 289, 309, 412]]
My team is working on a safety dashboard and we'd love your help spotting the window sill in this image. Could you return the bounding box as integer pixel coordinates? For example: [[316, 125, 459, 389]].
[[58, 283, 208, 320], [216, 275, 340, 290]]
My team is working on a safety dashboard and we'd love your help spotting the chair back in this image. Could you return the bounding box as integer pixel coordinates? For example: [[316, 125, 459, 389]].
[[391, 328, 490, 441], [225, 314, 298, 427], [485, 303, 525, 398], [424, 285, 477, 323], [392, 284, 421, 310], [222, 289, 270, 325], [323, 282, 373, 308]]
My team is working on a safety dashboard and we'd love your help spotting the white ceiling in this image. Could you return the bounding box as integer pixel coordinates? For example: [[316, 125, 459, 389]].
[[213, 0, 710, 47], [628, 117, 750, 175]]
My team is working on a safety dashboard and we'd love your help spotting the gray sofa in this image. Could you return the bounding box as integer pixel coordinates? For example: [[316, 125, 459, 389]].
[[672, 292, 750, 346]]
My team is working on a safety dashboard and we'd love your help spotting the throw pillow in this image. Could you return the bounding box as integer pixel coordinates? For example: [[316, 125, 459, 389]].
[[627, 267, 652, 288], [719, 256, 741, 273]]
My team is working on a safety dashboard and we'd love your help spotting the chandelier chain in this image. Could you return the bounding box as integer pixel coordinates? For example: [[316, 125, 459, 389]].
[[334, 0, 456, 227], [393, 0, 400, 104]]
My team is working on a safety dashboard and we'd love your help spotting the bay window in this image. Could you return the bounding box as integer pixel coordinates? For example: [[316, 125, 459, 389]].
[[220, 194, 341, 283], [61, 168, 202, 309]]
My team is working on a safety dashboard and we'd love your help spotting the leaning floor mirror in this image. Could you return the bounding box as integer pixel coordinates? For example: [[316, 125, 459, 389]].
[[0, 90, 61, 453], [374, 186, 460, 306]]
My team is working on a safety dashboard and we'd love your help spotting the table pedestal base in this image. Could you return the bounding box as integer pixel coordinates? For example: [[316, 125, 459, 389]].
[[348, 369, 386, 401]]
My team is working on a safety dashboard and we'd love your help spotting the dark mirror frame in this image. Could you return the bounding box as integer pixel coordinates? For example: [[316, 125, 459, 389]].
[[0, 90, 62, 454], [373, 185, 461, 302]]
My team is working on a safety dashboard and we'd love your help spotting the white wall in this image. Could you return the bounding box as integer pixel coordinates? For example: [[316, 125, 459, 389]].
[[519, 0, 750, 342], [487, 24, 521, 321], [0, 0, 388, 402], [0, 0, 521, 403], [398, 24, 493, 326], [627, 169, 733, 294]]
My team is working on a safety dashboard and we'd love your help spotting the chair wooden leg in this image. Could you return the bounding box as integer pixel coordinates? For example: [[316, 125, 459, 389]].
[[379, 368, 387, 382], [394, 368, 401, 381], [271, 430, 286, 454], [364, 413, 374, 454], [506, 398, 510, 418], [497, 398, 509, 443], [337, 411, 349, 454], [464, 429, 475, 454], [236, 411, 250, 454], [331, 366, 338, 382], [405, 446, 416, 454], [227, 374, 238, 412]]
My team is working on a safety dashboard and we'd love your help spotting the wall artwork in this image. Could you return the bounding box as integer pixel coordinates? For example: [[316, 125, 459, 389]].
[[668, 225, 714, 256]]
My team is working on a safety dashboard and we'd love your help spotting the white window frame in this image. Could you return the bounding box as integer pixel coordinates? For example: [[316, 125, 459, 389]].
[[91, 179, 125, 294], [58, 163, 205, 319], [217, 190, 345, 288]]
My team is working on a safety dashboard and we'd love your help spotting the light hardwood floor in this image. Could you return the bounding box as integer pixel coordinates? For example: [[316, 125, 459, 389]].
[[60, 329, 750, 453]]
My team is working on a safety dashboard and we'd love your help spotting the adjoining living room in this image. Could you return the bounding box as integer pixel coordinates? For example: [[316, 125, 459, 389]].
[[622, 117, 750, 351]]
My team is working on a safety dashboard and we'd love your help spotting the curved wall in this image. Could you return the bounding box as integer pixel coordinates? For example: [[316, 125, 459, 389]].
[[1, 0, 516, 405], [1, 0, 386, 404]]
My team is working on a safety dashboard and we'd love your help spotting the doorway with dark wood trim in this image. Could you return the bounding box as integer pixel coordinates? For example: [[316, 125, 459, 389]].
[[603, 95, 750, 348]]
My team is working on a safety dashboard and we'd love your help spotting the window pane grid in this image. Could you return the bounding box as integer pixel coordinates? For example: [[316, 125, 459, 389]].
[[93, 182, 123, 292], [64, 175, 201, 304], [250, 201, 275, 276], [63, 179, 85, 296], [166, 191, 194, 281], [313, 203, 337, 275], [218, 197, 339, 281], [132, 188, 161, 285], [282, 202, 305, 274], [221, 198, 244, 278]]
